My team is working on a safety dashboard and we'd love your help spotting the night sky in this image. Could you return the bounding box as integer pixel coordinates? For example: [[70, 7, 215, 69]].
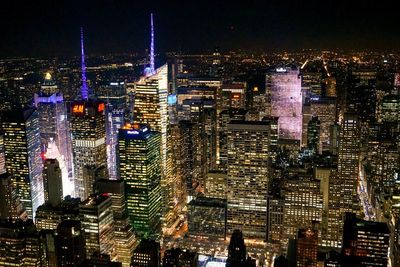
[[1, 0, 399, 57]]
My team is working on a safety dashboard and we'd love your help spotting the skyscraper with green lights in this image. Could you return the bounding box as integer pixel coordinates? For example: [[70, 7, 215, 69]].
[[118, 124, 162, 237]]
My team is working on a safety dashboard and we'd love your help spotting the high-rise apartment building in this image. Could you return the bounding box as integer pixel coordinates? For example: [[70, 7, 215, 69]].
[[226, 121, 270, 239], [1, 108, 44, 219]]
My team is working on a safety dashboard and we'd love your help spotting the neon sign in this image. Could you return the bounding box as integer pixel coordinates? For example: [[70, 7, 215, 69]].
[[127, 130, 139, 135], [72, 104, 84, 113], [98, 103, 105, 112]]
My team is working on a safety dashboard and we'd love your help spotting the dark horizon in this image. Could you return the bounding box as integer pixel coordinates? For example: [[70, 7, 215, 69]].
[[1, 0, 400, 58]]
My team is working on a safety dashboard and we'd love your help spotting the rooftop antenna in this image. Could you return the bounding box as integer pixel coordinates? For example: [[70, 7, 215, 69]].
[[80, 27, 89, 100], [150, 13, 155, 74]]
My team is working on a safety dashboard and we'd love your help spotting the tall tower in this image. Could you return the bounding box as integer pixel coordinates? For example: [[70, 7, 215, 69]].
[[71, 28, 107, 200], [226, 121, 271, 240], [1, 108, 44, 219], [118, 124, 162, 238], [70, 101, 107, 200], [34, 72, 74, 197], [80, 27, 89, 100], [133, 14, 177, 233], [326, 113, 361, 248]]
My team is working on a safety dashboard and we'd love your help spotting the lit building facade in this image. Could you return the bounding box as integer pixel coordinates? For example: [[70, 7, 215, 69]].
[[34, 73, 73, 196], [79, 194, 115, 260], [342, 213, 390, 266], [282, 175, 323, 247], [327, 113, 361, 248], [266, 67, 302, 141], [1, 108, 44, 219], [296, 228, 318, 267], [226, 121, 270, 239], [133, 64, 177, 229], [118, 124, 162, 237], [70, 100, 107, 200]]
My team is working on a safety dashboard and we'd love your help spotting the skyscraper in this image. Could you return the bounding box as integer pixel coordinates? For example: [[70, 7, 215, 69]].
[[0, 173, 26, 221], [95, 179, 137, 267], [226, 121, 270, 240], [70, 28, 107, 200], [296, 228, 318, 267], [70, 100, 107, 200], [118, 124, 162, 237], [43, 158, 63, 206], [1, 108, 44, 219], [34, 72, 73, 196], [0, 219, 43, 266], [266, 67, 302, 141], [327, 113, 361, 248], [342, 213, 390, 266], [56, 220, 86, 267], [79, 194, 115, 260]]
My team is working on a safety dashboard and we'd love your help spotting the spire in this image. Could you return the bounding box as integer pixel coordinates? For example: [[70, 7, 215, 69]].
[[80, 27, 89, 100], [150, 13, 155, 74]]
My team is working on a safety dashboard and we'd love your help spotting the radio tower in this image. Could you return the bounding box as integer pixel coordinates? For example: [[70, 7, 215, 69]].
[[80, 27, 89, 100], [150, 13, 155, 74]]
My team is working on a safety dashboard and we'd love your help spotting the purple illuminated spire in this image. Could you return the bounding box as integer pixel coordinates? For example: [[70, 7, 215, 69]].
[[80, 27, 89, 100], [150, 13, 155, 74]]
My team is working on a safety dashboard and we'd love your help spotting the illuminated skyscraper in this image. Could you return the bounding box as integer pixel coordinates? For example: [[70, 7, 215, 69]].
[[327, 113, 361, 248], [0, 134, 5, 175], [79, 194, 115, 260], [34, 72, 73, 196], [0, 219, 43, 266], [70, 100, 107, 200], [226, 121, 270, 239], [1, 108, 44, 219], [266, 67, 302, 141], [342, 213, 390, 266], [0, 173, 26, 221], [282, 175, 323, 248], [118, 124, 162, 237], [95, 179, 138, 267]]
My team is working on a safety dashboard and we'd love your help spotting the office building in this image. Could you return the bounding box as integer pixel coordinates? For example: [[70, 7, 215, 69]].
[[131, 239, 160, 267], [327, 114, 361, 248], [79, 194, 115, 260], [34, 73, 73, 197], [342, 213, 390, 266], [43, 159, 63, 207], [0, 219, 43, 266], [0, 173, 26, 221], [296, 228, 318, 267], [35, 196, 80, 231], [226, 230, 247, 267], [56, 220, 86, 267], [95, 179, 137, 267], [307, 116, 321, 153], [205, 171, 227, 199], [188, 197, 227, 239], [282, 175, 323, 247], [226, 121, 270, 239], [70, 100, 107, 201], [266, 67, 302, 141], [118, 124, 162, 237], [1, 108, 44, 219]]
